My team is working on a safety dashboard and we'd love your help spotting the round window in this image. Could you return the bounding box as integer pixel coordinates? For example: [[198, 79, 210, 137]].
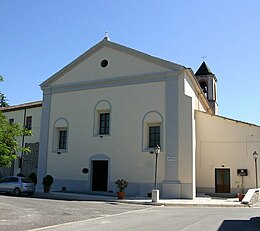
[[100, 59, 108, 68]]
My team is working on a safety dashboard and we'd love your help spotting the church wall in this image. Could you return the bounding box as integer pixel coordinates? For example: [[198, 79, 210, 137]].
[[179, 72, 197, 198], [37, 39, 214, 198], [44, 81, 167, 196], [184, 73, 207, 113], [162, 71, 199, 199], [163, 76, 180, 198], [196, 111, 260, 194]]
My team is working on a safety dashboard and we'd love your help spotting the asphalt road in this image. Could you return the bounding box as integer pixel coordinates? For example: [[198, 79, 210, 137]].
[[0, 194, 260, 231], [0, 194, 148, 231]]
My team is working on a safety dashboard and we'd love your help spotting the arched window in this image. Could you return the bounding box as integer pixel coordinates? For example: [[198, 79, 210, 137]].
[[142, 111, 163, 151], [93, 100, 112, 136], [199, 80, 208, 98], [214, 82, 217, 100], [52, 118, 69, 153]]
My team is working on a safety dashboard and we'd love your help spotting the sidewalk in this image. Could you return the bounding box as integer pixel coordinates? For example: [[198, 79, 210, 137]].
[[32, 191, 248, 207]]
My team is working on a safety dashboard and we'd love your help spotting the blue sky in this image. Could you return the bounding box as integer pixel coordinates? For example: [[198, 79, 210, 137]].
[[1, 0, 260, 125]]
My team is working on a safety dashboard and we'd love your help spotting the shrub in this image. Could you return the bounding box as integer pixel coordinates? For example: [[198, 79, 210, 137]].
[[29, 172, 37, 185], [115, 179, 128, 192], [17, 173, 25, 177], [42, 175, 54, 187]]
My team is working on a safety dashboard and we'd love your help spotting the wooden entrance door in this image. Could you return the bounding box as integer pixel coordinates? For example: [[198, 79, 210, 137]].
[[215, 168, 230, 193], [92, 160, 108, 191]]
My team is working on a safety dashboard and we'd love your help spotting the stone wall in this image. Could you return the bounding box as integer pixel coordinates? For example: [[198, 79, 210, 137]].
[[0, 166, 13, 179], [21, 142, 39, 177], [0, 142, 39, 179]]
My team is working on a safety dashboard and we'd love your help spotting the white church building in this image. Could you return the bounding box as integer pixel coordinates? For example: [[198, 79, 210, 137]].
[[1, 37, 260, 199]]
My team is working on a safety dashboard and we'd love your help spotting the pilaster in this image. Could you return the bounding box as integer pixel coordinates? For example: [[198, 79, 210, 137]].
[[36, 90, 52, 191]]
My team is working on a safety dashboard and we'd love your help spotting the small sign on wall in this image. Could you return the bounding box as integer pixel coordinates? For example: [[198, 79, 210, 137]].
[[167, 156, 176, 161], [82, 168, 89, 174], [237, 169, 248, 176]]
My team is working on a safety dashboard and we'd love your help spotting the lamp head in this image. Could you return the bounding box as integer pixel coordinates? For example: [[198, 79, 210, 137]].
[[154, 144, 161, 155], [253, 151, 258, 160]]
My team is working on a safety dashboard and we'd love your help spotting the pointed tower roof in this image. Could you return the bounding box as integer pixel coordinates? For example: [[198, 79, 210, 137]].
[[195, 61, 212, 76]]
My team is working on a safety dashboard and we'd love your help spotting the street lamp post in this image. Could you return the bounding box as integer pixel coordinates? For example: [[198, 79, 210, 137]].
[[253, 151, 258, 189], [152, 144, 160, 202], [154, 144, 161, 190]]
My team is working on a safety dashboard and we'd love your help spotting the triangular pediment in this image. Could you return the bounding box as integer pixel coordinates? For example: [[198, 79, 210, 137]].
[[41, 39, 183, 88]]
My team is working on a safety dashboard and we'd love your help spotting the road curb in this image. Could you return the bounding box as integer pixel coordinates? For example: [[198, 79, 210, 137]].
[[32, 192, 249, 208]]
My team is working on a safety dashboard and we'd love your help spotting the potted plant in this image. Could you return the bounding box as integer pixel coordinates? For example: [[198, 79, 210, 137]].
[[237, 184, 245, 201], [115, 178, 128, 199], [42, 175, 54, 193], [29, 172, 37, 185]]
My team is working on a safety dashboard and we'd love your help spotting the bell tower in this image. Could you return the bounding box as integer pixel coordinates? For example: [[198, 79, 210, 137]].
[[195, 62, 218, 114]]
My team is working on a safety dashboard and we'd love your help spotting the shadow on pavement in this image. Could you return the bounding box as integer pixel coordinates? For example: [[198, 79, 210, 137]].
[[218, 217, 260, 231]]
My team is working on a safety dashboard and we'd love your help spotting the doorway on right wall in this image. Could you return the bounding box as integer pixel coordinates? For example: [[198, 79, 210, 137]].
[[215, 168, 230, 193]]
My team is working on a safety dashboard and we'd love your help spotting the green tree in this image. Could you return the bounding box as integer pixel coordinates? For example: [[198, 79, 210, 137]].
[[0, 93, 9, 107], [0, 75, 30, 167], [0, 76, 9, 107], [0, 112, 31, 167]]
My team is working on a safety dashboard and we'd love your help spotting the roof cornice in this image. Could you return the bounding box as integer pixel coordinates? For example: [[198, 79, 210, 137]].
[[0, 101, 42, 112], [196, 110, 260, 127], [41, 70, 181, 94]]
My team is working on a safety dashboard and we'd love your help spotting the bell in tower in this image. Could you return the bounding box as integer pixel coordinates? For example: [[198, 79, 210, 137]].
[[195, 62, 218, 114]]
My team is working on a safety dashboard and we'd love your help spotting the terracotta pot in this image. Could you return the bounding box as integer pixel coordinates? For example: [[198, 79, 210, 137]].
[[117, 191, 125, 199], [237, 193, 245, 201]]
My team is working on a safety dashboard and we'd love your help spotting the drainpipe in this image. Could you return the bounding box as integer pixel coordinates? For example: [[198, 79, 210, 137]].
[[19, 108, 27, 175]]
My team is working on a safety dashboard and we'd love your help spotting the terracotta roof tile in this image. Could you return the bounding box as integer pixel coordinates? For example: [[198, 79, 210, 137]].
[[0, 100, 42, 112]]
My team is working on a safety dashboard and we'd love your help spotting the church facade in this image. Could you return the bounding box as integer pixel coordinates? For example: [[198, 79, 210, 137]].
[[1, 37, 259, 199]]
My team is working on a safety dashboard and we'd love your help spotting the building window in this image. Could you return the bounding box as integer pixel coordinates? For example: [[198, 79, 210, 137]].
[[52, 118, 69, 153], [100, 59, 109, 68], [149, 125, 160, 148], [94, 100, 112, 137], [58, 130, 67, 150], [199, 80, 208, 98], [9, 118, 14, 124], [25, 116, 32, 130], [142, 111, 163, 151], [99, 113, 110, 135]]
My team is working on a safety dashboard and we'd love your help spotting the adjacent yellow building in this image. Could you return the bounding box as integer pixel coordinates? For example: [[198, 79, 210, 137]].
[[0, 101, 42, 177]]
